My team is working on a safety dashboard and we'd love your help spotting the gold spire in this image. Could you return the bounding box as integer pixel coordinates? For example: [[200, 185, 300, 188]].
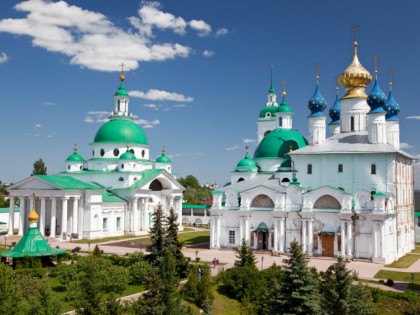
[[74, 143, 77, 152], [245, 145, 249, 155], [388, 69, 394, 91], [28, 194, 39, 223], [339, 25, 372, 99], [289, 145, 293, 152], [119, 62, 125, 82], [335, 75, 339, 95], [126, 141, 130, 149], [371, 56, 380, 80], [162, 145, 165, 154], [282, 80, 286, 97], [314, 62, 321, 85]]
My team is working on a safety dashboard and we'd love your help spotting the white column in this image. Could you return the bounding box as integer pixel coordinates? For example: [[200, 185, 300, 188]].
[[78, 196, 83, 236], [274, 218, 279, 252], [308, 219, 313, 254], [8, 196, 15, 235], [380, 222, 385, 259], [245, 216, 250, 244], [302, 219, 307, 252], [61, 197, 68, 240], [346, 220, 352, 256], [216, 216, 221, 248], [177, 199, 182, 226], [144, 199, 149, 231], [210, 216, 215, 247], [239, 217, 243, 242], [50, 197, 56, 237], [279, 218, 285, 252], [373, 222, 378, 258], [72, 197, 79, 235], [18, 197, 25, 235], [341, 221, 346, 256], [132, 197, 139, 232], [40, 197, 46, 236]]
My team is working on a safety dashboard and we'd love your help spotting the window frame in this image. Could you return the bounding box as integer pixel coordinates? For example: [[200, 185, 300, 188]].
[[338, 164, 343, 173], [307, 164, 312, 174], [229, 230, 235, 244]]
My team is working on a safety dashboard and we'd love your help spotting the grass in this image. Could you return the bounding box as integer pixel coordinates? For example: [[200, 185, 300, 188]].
[[211, 284, 241, 315], [71, 234, 148, 244], [182, 227, 194, 232], [133, 230, 210, 246], [385, 254, 420, 268], [374, 270, 420, 285], [411, 247, 420, 254]]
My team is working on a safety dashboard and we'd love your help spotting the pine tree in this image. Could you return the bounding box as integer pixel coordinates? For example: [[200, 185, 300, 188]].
[[93, 244, 102, 257], [31, 158, 47, 176], [147, 203, 168, 265], [159, 250, 183, 314], [270, 240, 320, 314], [235, 238, 257, 269], [166, 207, 188, 277], [132, 267, 164, 315]]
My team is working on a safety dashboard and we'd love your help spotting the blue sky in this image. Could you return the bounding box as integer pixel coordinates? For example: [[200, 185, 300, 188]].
[[0, 0, 419, 187]]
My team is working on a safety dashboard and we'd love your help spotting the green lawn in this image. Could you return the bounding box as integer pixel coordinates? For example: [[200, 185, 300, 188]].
[[411, 247, 420, 254], [71, 234, 148, 244], [134, 230, 210, 246], [385, 254, 420, 268], [374, 270, 420, 285], [212, 284, 241, 315]]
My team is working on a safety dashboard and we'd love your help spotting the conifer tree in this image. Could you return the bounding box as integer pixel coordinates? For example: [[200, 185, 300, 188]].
[[270, 240, 320, 314], [147, 203, 168, 265], [235, 238, 257, 268], [166, 207, 188, 277], [93, 244, 102, 257]]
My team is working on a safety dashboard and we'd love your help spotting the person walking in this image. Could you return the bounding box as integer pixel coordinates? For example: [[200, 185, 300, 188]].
[[213, 258, 217, 268]]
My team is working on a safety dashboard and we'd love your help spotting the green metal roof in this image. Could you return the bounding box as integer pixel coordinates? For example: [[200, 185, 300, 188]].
[[156, 153, 171, 163], [94, 119, 148, 144], [102, 191, 126, 203], [182, 205, 211, 209], [66, 151, 84, 162], [118, 169, 163, 190], [276, 97, 293, 113], [37, 175, 103, 190], [259, 106, 278, 118], [120, 149, 137, 160], [213, 190, 223, 194], [0, 207, 19, 213], [415, 212, 420, 217], [254, 128, 308, 159], [236, 153, 258, 170], [115, 82, 129, 96], [1, 226, 66, 258], [373, 192, 386, 197]]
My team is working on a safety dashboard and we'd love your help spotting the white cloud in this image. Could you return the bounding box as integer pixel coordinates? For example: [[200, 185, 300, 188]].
[[133, 116, 160, 128], [226, 145, 240, 151], [407, 116, 420, 120], [84, 111, 109, 123], [47, 135, 52, 138], [203, 50, 215, 57], [87, 111, 109, 115], [0, 52, 9, 63], [35, 123, 42, 128], [129, 89, 193, 102], [243, 138, 256, 143], [173, 104, 186, 108], [215, 28, 228, 37], [44, 101, 56, 106], [0, 0, 194, 71], [400, 142, 414, 149], [34, 133, 41, 137], [189, 19, 211, 36], [144, 104, 158, 108], [167, 153, 184, 159]]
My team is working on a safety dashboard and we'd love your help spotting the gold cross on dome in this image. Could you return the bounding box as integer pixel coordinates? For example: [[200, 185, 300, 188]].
[[314, 62, 321, 84], [245, 145, 249, 154], [371, 56, 380, 79], [120, 62, 125, 75], [387, 69, 394, 90], [289, 145, 293, 152], [351, 24, 360, 42], [282, 80, 286, 92]]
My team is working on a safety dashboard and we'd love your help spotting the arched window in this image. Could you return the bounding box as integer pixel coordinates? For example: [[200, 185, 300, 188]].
[[314, 195, 341, 209], [237, 178, 245, 182], [80, 165, 82, 170], [121, 164, 124, 169], [92, 150, 94, 156], [281, 178, 290, 183], [119, 177, 124, 181], [250, 194, 275, 208], [264, 130, 271, 136], [130, 148, 135, 155], [371, 164, 376, 175], [113, 148, 119, 157], [149, 179, 163, 191], [350, 117, 355, 131], [307, 164, 312, 174], [68, 165, 71, 170], [338, 164, 343, 173], [279, 116, 283, 127], [100, 149, 105, 157], [142, 150, 145, 158]]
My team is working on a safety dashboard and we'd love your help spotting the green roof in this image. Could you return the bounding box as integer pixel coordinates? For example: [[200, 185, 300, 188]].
[[276, 97, 293, 113], [119, 169, 163, 190], [37, 175, 103, 190], [94, 119, 148, 145], [373, 192, 386, 197], [0, 207, 19, 213], [213, 190, 223, 194], [66, 151, 84, 162], [1, 226, 66, 258], [156, 153, 171, 163], [280, 158, 292, 168], [120, 149, 137, 160], [259, 106, 278, 118], [254, 128, 308, 159], [102, 191, 126, 203], [415, 212, 420, 217], [182, 205, 211, 209], [236, 153, 258, 170], [115, 82, 129, 96]]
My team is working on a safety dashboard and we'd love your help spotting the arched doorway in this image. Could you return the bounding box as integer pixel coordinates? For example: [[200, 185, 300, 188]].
[[314, 195, 341, 209], [149, 179, 163, 191], [251, 194, 274, 208], [255, 222, 269, 250]]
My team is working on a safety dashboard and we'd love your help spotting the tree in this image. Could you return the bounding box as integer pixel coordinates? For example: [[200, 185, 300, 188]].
[[270, 240, 320, 314], [31, 158, 47, 176], [178, 175, 212, 204], [0, 264, 22, 315], [166, 207, 188, 277], [147, 203, 169, 265], [235, 238, 257, 269], [93, 244, 102, 257], [183, 265, 214, 308]]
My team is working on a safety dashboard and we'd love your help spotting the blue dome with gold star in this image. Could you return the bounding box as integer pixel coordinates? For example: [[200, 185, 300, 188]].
[[367, 80, 387, 113], [308, 86, 327, 117], [385, 91, 400, 121], [329, 95, 340, 124]]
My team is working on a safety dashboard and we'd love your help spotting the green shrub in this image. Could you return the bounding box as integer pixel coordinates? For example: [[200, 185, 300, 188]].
[[379, 279, 385, 284], [195, 257, 201, 262], [386, 279, 394, 286], [129, 260, 152, 285], [74, 246, 81, 252], [14, 267, 46, 278], [14, 256, 42, 269]]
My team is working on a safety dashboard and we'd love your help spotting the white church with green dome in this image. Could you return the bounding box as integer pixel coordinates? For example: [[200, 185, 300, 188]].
[[210, 38, 415, 264], [7, 74, 184, 240]]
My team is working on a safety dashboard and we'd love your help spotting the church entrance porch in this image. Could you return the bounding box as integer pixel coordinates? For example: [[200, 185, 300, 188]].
[[321, 233, 334, 257], [257, 231, 268, 250]]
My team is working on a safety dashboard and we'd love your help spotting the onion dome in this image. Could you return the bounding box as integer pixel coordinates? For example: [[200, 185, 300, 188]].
[[156, 145, 171, 163], [66, 144, 84, 162], [385, 91, 400, 121], [115, 74, 129, 96], [367, 80, 387, 113], [94, 119, 148, 144], [236, 147, 258, 171], [254, 128, 307, 159], [28, 209, 39, 222], [329, 95, 341, 124], [280, 157, 292, 168], [120, 143, 136, 160], [277, 95, 293, 113], [339, 42, 372, 99], [308, 85, 327, 117]]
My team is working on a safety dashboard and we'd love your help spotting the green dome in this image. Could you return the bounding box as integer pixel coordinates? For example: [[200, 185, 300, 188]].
[[66, 152, 84, 162], [115, 82, 129, 96], [94, 119, 148, 144], [120, 149, 136, 160], [280, 158, 291, 168], [236, 153, 258, 170], [156, 153, 171, 163], [254, 128, 307, 159], [259, 106, 278, 118], [276, 97, 293, 113]]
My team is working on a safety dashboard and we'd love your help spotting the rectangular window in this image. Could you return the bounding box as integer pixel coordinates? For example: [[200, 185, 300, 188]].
[[229, 231, 235, 244], [116, 217, 121, 229], [103, 218, 108, 231], [307, 164, 312, 174], [350, 117, 355, 131], [371, 164, 376, 174], [338, 164, 343, 173], [279, 117, 283, 127]]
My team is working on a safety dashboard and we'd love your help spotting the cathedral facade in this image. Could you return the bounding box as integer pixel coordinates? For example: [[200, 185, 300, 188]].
[[210, 39, 415, 264], [7, 74, 184, 240]]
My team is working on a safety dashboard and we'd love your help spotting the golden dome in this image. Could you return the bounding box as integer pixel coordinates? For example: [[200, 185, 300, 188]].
[[120, 74, 125, 82], [28, 210, 39, 223], [339, 42, 372, 99]]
